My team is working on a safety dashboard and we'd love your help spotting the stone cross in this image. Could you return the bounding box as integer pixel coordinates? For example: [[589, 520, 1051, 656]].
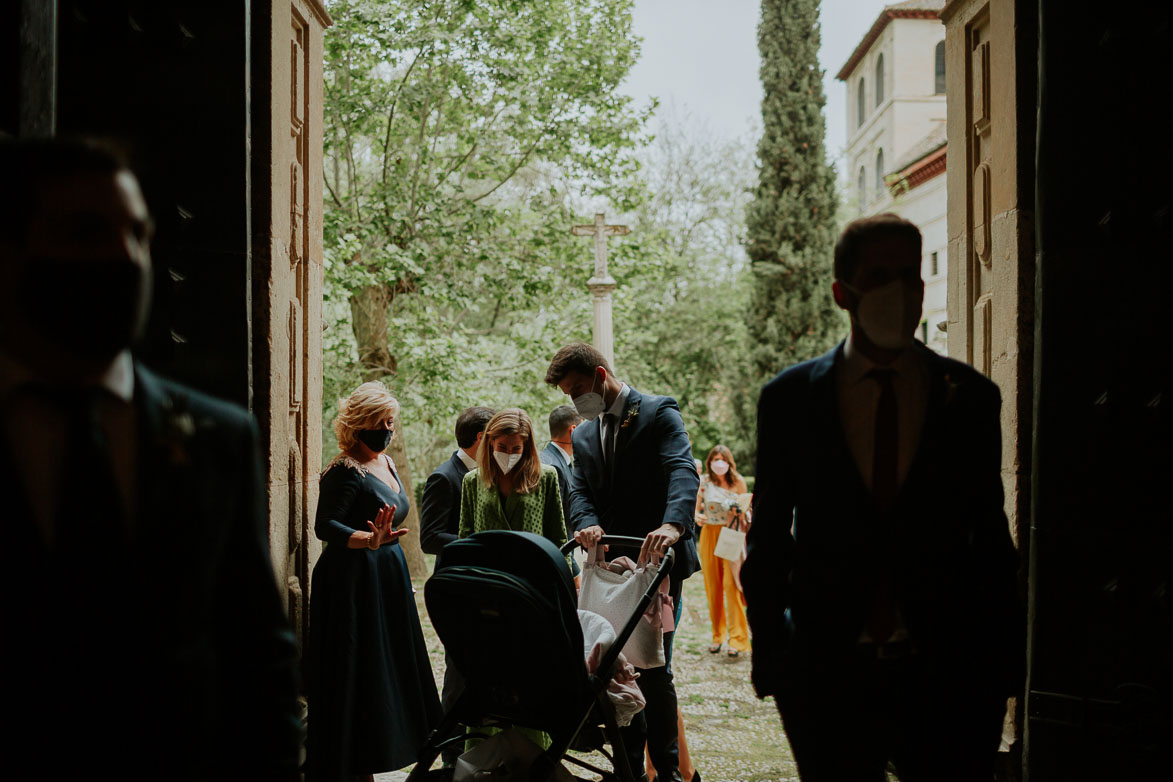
[[571, 213, 629, 371]]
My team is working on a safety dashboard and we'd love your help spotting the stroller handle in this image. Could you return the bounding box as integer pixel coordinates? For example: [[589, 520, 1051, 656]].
[[560, 535, 675, 574]]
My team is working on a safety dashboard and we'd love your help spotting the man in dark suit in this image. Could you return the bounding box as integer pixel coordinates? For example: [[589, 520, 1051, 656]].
[[420, 405, 495, 556], [741, 214, 1024, 781], [0, 138, 300, 778], [545, 343, 700, 782], [419, 404, 494, 765], [538, 404, 582, 540]]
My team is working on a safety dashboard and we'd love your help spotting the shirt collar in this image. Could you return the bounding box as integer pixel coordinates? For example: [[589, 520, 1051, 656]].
[[841, 333, 921, 387], [0, 348, 134, 402], [605, 383, 630, 420], [456, 448, 478, 471]]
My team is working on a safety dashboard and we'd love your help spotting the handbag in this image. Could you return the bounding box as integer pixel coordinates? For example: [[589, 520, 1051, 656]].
[[713, 516, 747, 563], [577, 545, 667, 669]]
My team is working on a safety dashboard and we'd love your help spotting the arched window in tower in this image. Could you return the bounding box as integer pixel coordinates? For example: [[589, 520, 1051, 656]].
[[875, 55, 885, 107], [858, 166, 867, 205], [857, 77, 866, 128], [875, 149, 885, 197], [935, 41, 946, 94]]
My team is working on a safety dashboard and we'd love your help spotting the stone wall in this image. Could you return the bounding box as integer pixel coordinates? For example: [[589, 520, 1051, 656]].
[[251, 0, 331, 646], [941, 0, 1035, 548]]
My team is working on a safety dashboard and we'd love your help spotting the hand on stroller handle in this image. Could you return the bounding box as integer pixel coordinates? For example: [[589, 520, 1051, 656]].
[[560, 534, 676, 573]]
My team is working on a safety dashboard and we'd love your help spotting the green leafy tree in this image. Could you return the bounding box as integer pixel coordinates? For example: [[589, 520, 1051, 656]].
[[612, 112, 757, 464], [745, 0, 842, 386], [323, 0, 648, 575]]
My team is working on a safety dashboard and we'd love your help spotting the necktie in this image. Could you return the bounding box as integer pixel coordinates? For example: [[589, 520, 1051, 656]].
[[866, 368, 898, 643], [602, 413, 617, 466]]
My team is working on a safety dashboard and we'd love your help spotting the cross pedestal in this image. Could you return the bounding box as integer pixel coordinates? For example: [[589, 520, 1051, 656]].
[[571, 212, 629, 370]]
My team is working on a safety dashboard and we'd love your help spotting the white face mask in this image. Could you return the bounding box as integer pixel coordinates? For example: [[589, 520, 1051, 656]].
[[843, 279, 922, 350], [494, 451, 522, 474], [571, 373, 606, 420], [710, 459, 730, 476]]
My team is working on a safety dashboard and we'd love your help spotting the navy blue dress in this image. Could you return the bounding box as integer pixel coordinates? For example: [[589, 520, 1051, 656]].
[[305, 457, 441, 779]]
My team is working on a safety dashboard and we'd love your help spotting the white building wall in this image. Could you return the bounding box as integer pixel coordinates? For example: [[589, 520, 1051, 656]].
[[840, 13, 949, 354], [843, 17, 946, 216], [890, 172, 948, 354]]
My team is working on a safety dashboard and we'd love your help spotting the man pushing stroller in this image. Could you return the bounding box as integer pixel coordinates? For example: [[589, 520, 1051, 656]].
[[545, 343, 702, 782]]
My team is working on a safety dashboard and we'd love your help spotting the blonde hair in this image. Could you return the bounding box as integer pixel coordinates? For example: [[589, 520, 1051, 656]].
[[332, 381, 399, 455], [477, 408, 542, 494]]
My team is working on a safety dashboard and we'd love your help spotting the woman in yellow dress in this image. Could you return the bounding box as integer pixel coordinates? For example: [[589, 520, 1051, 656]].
[[695, 445, 750, 657]]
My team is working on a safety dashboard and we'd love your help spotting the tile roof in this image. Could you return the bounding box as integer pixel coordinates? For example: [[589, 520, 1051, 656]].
[[891, 123, 948, 173], [836, 0, 945, 81]]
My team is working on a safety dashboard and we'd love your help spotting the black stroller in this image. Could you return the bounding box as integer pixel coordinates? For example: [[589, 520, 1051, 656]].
[[407, 531, 674, 782]]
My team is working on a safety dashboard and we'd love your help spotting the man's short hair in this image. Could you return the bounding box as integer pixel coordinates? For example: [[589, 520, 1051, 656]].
[[544, 342, 611, 386], [833, 213, 922, 283], [455, 406, 496, 448], [0, 137, 130, 241], [548, 405, 583, 439]]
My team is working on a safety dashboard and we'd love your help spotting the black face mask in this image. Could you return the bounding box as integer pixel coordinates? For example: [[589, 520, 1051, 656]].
[[19, 257, 150, 362], [357, 428, 392, 452]]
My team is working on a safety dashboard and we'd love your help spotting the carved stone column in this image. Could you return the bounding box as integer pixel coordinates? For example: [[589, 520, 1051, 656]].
[[941, 0, 1036, 549], [251, 0, 331, 647]]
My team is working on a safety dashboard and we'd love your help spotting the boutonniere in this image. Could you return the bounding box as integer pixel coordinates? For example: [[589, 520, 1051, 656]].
[[943, 374, 962, 407], [620, 402, 640, 429], [159, 394, 196, 466]]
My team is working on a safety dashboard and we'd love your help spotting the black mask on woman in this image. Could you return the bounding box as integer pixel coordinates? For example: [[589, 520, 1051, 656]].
[[357, 428, 392, 452]]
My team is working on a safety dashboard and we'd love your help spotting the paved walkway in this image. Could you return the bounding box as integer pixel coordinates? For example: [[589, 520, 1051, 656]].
[[385, 563, 799, 782]]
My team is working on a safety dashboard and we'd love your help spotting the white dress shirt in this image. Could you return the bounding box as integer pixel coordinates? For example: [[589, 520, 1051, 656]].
[[834, 335, 929, 645], [456, 447, 478, 471], [0, 349, 137, 542], [835, 335, 930, 492]]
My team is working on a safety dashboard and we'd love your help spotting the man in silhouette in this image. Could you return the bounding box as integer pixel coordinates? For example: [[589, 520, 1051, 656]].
[[0, 138, 300, 777], [742, 214, 1023, 781]]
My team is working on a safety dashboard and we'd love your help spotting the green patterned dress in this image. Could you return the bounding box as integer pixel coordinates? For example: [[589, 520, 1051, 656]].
[[457, 464, 573, 749]]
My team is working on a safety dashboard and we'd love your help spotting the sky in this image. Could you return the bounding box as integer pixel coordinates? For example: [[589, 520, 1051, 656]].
[[621, 0, 899, 179]]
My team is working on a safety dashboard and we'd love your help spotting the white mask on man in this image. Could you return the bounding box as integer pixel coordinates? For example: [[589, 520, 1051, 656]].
[[494, 451, 522, 474], [843, 278, 921, 350], [710, 459, 730, 476], [571, 373, 606, 420]]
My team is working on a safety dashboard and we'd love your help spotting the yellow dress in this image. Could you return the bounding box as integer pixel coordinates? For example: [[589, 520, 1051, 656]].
[[697, 477, 750, 651]]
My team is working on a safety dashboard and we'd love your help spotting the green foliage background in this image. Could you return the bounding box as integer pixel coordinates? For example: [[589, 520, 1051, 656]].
[[321, 0, 841, 492], [744, 0, 843, 392]]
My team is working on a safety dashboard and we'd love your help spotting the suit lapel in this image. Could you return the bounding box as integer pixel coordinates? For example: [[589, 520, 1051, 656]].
[[898, 345, 949, 509], [0, 418, 43, 552], [134, 365, 199, 544], [811, 343, 873, 504], [612, 388, 643, 462]]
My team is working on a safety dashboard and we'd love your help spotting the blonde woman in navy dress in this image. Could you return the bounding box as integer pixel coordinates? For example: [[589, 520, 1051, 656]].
[[305, 381, 441, 781]]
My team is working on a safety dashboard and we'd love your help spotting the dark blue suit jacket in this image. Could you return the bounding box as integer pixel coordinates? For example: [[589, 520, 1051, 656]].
[[420, 450, 470, 555], [540, 441, 574, 540], [741, 342, 1024, 698], [0, 363, 300, 776], [568, 387, 701, 582]]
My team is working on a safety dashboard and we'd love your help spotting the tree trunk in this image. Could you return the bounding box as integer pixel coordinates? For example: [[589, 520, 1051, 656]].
[[350, 284, 429, 580]]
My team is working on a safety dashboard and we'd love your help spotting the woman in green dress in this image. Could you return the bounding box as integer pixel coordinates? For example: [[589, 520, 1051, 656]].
[[457, 407, 570, 553], [456, 407, 571, 750]]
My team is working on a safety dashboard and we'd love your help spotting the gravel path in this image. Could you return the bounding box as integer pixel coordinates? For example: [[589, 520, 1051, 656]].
[[382, 558, 799, 782]]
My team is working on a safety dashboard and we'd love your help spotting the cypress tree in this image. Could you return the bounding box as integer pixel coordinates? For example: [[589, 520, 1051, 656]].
[[745, 0, 841, 381]]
